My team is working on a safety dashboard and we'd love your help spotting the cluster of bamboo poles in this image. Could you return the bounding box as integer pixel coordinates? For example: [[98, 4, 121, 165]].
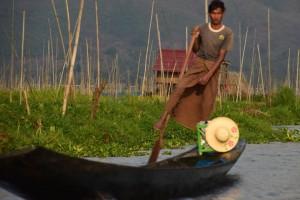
[[234, 8, 300, 103], [1, 1, 299, 114], [0, 0, 158, 117]]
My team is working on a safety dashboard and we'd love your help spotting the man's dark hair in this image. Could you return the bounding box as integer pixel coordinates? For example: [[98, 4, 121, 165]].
[[209, 0, 226, 13]]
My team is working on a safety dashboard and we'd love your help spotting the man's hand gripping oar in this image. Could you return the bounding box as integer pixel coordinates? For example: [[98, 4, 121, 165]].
[[148, 28, 200, 164]]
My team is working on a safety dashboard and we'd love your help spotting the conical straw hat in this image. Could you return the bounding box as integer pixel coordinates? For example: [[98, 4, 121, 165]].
[[205, 117, 239, 152]]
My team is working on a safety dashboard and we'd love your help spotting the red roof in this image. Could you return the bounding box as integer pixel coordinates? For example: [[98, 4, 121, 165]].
[[153, 49, 196, 72]]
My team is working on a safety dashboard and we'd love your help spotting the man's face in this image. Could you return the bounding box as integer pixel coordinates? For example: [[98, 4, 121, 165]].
[[209, 8, 224, 25]]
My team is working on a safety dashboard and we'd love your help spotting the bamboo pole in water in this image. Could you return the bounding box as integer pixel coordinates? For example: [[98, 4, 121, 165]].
[[267, 8, 272, 92], [127, 69, 130, 95], [296, 49, 299, 95], [247, 29, 256, 100], [156, 13, 166, 97], [65, 0, 75, 96], [95, 0, 101, 87], [0, 62, 5, 88], [27, 51, 33, 88], [257, 44, 266, 97], [65, 0, 72, 71], [62, 0, 85, 116], [135, 50, 142, 94], [51, 0, 66, 57], [109, 57, 115, 96], [146, 40, 154, 94], [0, 61, 4, 87], [48, 19, 55, 87], [115, 54, 119, 97], [57, 0, 78, 95], [19, 11, 26, 104], [167, 62, 177, 98], [236, 26, 248, 102], [46, 40, 50, 87], [23, 89, 30, 115], [287, 48, 291, 88], [41, 43, 45, 89], [55, 38, 59, 88], [141, 0, 155, 96], [111, 55, 118, 97], [36, 58, 41, 90], [10, 0, 15, 101], [247, 29, 257, 102], [85, 39, 91, 95], [80, 50, 85, 92]]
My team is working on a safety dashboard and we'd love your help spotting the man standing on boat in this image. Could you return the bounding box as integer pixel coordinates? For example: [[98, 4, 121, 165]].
[[154, 0, 233, 130]]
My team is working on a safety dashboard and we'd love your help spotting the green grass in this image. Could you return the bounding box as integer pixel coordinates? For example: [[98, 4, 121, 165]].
[[0, 87, 299, 157]]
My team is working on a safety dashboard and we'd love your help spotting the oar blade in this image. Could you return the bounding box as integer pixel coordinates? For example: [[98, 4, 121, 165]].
[[148, 140, 161, 164]]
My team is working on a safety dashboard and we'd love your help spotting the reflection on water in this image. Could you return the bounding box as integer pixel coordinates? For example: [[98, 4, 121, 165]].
[[188, 142, 300, 200], [174, 175, 240, 200]]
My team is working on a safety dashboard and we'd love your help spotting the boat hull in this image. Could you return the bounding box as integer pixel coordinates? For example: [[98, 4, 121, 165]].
[[0, 140, 246, 199]]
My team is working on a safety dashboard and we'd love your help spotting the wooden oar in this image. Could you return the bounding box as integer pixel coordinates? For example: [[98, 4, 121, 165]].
[[148, 34, 198, 164], [148, 115, 170, 164], [179, 34, 198, 79]]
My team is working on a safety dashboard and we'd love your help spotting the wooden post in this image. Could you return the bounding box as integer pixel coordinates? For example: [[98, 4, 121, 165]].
[[147, 40, 154, 94], [65, 0, 76, 97], [167, 62, 177, 98], [66, 0, 72, 61], [51, 0, 66, 56], [46, 39, 50, 87], [36, 57, 41, 90], [48, 19, 55, 87], [41, 44, 45, 88], [257, 44, 265, 97], [62, 0, 85, 116], [247, 29, 257, 102], [10, 0, 15, 102], [23, 89, 31, 115], [287, 48, 291, 88], [54, 38, 58, 88], [267, 8, 272, 92], [91, 82, 106, 119], [296, 49, 299, 95], [135, 50, 142, 94], [19, 10, 26, 104], [236, 27, 248, 102], [85, 39, 91, 95], [141, 0, 155, 96], [156, 13, 167, 97], [95, 0, 101, 87], [114, 54, 119, 98]]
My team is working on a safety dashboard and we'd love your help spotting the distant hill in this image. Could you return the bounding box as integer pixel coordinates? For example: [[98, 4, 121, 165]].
[[0, 0, 300, 84]]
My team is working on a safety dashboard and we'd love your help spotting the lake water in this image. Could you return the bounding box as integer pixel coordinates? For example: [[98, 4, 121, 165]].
[[1, 142, 300, 200]]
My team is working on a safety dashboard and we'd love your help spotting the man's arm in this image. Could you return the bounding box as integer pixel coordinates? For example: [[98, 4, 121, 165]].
[[198, 49, 227, 85], [191, 26, 201, 53]]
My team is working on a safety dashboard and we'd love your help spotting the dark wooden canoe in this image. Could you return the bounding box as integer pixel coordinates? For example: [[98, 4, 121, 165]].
[[0, 140, 246, 200]]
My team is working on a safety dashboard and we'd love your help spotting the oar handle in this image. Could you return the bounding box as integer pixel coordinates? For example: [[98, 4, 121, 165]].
[[179, 34, 198, 79]]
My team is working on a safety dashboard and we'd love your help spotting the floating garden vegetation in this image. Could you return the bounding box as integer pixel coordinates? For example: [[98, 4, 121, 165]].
[[0, 87, 299, 157]]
